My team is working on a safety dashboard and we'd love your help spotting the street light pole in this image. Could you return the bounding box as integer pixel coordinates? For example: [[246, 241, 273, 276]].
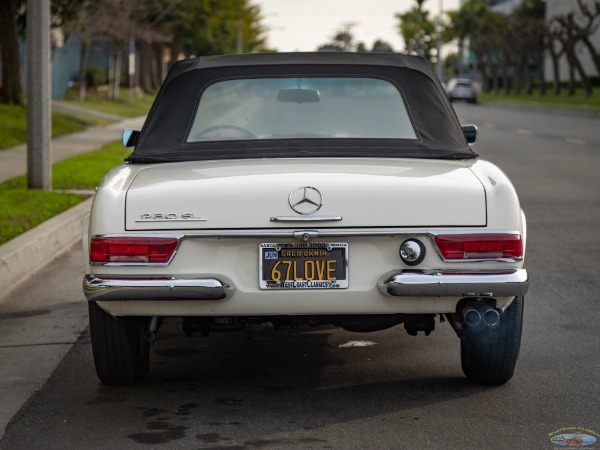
[[436, 0, 444, 80], [26, 0, 51, 190]]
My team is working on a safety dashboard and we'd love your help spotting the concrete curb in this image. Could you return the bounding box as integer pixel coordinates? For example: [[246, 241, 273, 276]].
[[0, 197, 94, 305]]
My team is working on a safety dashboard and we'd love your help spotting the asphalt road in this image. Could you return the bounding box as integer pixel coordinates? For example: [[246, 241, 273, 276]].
[[1, 104, 599, 450]]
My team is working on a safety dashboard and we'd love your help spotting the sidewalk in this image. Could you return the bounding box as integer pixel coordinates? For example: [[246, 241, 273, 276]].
[[0, 114, 145, 184], [0, 109, 146, 303]]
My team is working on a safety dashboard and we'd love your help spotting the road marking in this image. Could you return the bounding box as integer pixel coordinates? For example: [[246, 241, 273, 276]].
[[517, 129, 533, 136], [565, 137, 586, 146], [483, 122, 495, 129]]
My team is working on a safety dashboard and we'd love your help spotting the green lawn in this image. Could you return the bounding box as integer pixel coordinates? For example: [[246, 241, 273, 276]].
[[62, 87, 155, 118], [0, 141, 129, 245], [0, 88, 153, 151], [480, 87, 600, 112], [0, 104, 86, 150]]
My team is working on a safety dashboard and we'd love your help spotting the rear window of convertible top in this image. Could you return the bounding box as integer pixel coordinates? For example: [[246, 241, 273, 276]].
[[187, 77, 417, 142]]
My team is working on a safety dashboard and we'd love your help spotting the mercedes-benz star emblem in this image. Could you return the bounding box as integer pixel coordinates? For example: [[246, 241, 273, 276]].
[[288, 187, 323, 215]]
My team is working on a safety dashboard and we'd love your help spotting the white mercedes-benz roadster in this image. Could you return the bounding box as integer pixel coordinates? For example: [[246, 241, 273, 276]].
[[83, 52, 529, 386]]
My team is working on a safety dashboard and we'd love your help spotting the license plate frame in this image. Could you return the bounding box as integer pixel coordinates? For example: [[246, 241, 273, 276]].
[[259, 242, 348, 289]]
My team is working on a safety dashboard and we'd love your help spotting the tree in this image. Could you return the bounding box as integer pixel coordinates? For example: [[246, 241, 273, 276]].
[[512, 0, 547, 95], [371, 40, 394, 53], [162, 0, 270, 60], [0, 0, 87, 104], [396, 0, 435, 59], [317, 24, 357, 52], [550, 11, 593, 96], [573, 0, 600, 77], [0, 0, 24, 104], [446, 0, 504, 91]]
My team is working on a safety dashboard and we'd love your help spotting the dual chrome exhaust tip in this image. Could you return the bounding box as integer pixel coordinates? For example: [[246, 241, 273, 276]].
[[461, 303, 501, 328]]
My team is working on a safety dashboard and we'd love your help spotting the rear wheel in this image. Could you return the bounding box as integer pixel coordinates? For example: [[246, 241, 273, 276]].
[[460, 296, 524, 385], [88, 302, 149, 386]]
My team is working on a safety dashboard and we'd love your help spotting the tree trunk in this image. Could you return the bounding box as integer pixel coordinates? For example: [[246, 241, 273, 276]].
[[580, 36, 600, 79], [111, 45, 122, 100], [77, 37, 89, 102], [537, 53, 546, 96], [549, 48, 562, 95], [524, 55, 533, 95], [568, 58, 576, 96], [514, 63, 522, 95], [0, 0, 24, 104], [139, 40, 153, 94], [565, 45, 592, 96], [153, 43, 164, 86], [501, 51, 511, 95]]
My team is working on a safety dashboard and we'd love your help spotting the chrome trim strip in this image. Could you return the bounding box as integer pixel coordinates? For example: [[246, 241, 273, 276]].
[[83, 274, 232, 301], [93, 229, 521, 239], [270, 216, 343, 222], [378, 269, 529, 298]]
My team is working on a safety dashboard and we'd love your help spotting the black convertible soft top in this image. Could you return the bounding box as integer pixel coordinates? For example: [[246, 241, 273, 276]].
[[128, 52, 476, 163]]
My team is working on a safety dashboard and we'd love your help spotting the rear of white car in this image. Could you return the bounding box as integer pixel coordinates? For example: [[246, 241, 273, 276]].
[[83, 53, 528, 387]]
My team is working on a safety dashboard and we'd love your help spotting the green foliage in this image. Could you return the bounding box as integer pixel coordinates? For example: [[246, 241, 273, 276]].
[[480, 87, 600, 110], [0, 140, 128, 244], [52, 141, 130, 190], [151, 0, 271, 56], [0, 184, 84, 245], [317, 26, 395, 53], [62, 88, 154, 118], [396, 0, 436, 57], [86, 67, 109, 87], [0, 104, 85, 150]]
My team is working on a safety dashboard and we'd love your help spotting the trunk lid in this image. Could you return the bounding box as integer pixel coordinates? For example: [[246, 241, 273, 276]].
[[125, 158, 485, 230]]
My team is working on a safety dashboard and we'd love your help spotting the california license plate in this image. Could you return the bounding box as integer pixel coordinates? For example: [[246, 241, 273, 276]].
[[259, 243, 348, 289]]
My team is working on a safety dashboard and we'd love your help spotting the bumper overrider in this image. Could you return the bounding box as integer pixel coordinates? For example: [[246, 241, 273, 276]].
[[378, 269, 529, 297], [83, 269, 528, 302], [83, 275, 233, 301]]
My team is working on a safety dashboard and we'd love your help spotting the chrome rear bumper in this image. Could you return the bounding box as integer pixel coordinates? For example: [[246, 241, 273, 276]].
[[83, 274, 232, 302], [379, 269, 529, 298]]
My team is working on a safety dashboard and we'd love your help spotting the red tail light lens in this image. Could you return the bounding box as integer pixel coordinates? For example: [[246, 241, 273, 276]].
[[90, 237, 178, 263], [434, 234, 523, 260]]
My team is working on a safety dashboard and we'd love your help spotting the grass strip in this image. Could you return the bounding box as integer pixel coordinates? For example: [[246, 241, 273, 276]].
[[480, 87, 600, 112], [0, 104, 86, 150], [62, 87, 155, 118], [0, 141, 129, 245]]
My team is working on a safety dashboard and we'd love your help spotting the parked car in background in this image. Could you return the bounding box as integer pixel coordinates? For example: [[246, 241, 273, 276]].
[[83, 52, 528, 387], [446, 78, 478, 104]]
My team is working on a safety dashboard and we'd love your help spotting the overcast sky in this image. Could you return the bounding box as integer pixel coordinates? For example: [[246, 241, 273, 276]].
[[256, 0, 460, 52]]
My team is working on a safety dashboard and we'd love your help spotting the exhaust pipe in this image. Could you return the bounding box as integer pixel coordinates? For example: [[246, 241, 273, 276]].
[[460, 303, 501, 329], [482, 307, 500, 327], [462, 308, 482, 327], [144, 316, 161, 342]]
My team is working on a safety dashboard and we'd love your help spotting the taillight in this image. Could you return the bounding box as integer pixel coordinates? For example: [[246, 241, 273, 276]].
[[90, 237, 178, 263], [434, 234, 522, 260]]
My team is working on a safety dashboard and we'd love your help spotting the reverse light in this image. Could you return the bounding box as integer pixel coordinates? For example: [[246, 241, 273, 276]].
[[90, 237, 179, 264], [400, 239, 426, 266], [434, 234, 523, 261]]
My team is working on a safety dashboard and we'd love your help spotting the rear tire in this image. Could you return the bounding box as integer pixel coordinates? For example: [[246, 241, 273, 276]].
[[88, 302, 149, 386], [460, 296, 524, 385]]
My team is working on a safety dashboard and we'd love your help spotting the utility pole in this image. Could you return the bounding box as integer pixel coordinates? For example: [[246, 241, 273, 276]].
[[236, 11, 243, 53], [26, 0, 52, 190], [436, 0, 444, 80]]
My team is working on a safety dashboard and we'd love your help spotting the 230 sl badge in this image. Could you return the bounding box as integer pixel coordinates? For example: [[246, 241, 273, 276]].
[[136, 212, 207, 222]]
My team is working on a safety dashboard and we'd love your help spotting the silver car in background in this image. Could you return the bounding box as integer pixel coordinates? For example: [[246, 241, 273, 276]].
[[446, 78, 478, 104]]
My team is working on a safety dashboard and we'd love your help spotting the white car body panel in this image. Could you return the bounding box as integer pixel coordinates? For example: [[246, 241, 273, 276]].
[[124, 158, 486, 230], [86, 157, 525, 317]]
